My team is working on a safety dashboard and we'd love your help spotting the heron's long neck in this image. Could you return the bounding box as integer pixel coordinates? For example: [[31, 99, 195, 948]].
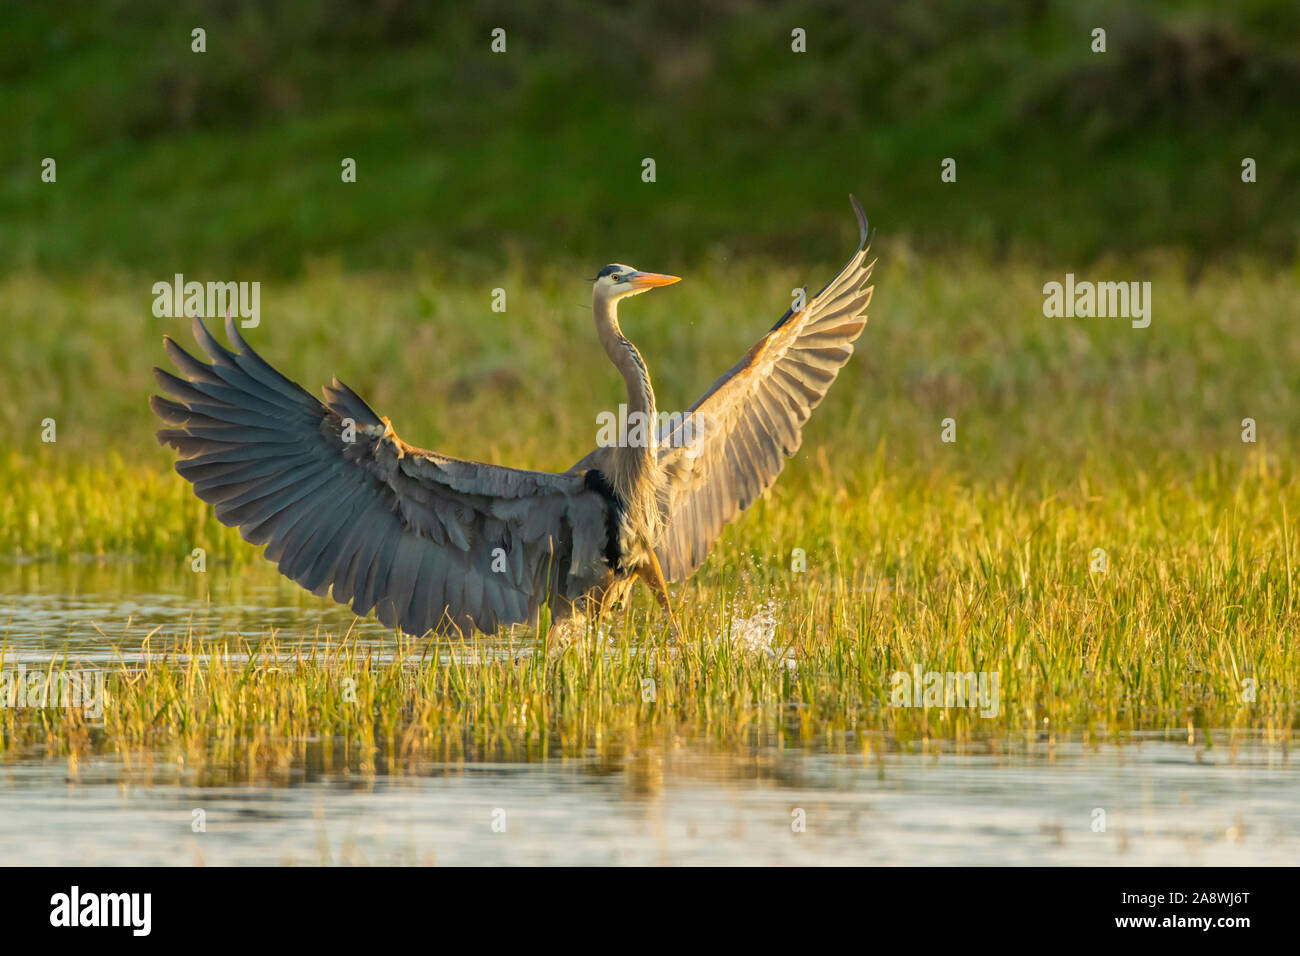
[[594, 294, 659, 505], [595, 295, 657, 427]]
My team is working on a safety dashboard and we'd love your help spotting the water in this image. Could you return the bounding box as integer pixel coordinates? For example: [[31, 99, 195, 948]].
[[2, 564, 1296, 865], [0, 561, 397, 663]]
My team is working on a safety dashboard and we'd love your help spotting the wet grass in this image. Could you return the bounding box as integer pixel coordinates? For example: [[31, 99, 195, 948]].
[[0, 572, 1294, 778], [2, 255, 1298, 765]]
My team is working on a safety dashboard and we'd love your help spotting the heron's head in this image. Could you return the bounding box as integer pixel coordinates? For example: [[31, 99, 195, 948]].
[[593, 263, 680, 303]]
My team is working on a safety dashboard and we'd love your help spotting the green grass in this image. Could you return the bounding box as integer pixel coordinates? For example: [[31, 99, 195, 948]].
[[1, 255, 1298, 764], [5, 1, 1300, 275]]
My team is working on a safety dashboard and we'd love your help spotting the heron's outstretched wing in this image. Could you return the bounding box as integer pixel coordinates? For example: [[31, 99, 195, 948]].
[[152, 316, 611, 636], [654, 196, 874, 581]]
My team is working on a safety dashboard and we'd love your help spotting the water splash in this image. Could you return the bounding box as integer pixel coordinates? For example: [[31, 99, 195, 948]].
[[716, 601, 791, 663]]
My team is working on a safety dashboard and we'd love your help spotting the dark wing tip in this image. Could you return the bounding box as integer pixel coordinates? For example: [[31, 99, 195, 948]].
[[148, 394, 182, 422], [849, 194, 868, 248]]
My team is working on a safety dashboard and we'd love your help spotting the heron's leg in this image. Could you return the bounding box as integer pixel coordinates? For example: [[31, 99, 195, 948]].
[[593, 583, 617, 631], [568, 579, 620, 645], [637, 552, 684, 642]]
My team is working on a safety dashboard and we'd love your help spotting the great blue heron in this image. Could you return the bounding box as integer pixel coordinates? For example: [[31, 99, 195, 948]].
[[151, 197, 874, 640]]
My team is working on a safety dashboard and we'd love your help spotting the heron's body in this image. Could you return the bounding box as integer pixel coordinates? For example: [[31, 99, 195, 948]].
[[151, 198, 874, 639]]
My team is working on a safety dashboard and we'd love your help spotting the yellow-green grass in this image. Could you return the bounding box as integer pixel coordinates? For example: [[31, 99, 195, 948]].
[[0, 602, 1293, 777], [2, 254, 1298, 762]]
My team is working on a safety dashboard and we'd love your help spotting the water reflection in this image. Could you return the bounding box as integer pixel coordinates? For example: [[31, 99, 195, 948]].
[[0, 740, 1295, 865]]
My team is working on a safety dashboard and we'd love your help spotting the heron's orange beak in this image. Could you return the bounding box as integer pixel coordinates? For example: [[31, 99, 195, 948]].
[[627, 271, 681, 289]]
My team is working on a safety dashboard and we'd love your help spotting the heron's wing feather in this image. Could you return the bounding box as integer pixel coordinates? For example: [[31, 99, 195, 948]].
[[153, 316, 610, 636], [653, 196, 874, 581]]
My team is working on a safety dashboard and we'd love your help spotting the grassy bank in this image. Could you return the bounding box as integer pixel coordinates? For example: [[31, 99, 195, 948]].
[[6, 1, 1300, 274]]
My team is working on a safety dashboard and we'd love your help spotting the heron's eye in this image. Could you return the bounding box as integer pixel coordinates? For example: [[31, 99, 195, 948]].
[[612, 273, 623, 282]]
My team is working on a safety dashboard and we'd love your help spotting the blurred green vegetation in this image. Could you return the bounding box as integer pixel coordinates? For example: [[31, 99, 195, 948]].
[[4, 0, 1299, 276], [2, 256, 1296, 558]]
